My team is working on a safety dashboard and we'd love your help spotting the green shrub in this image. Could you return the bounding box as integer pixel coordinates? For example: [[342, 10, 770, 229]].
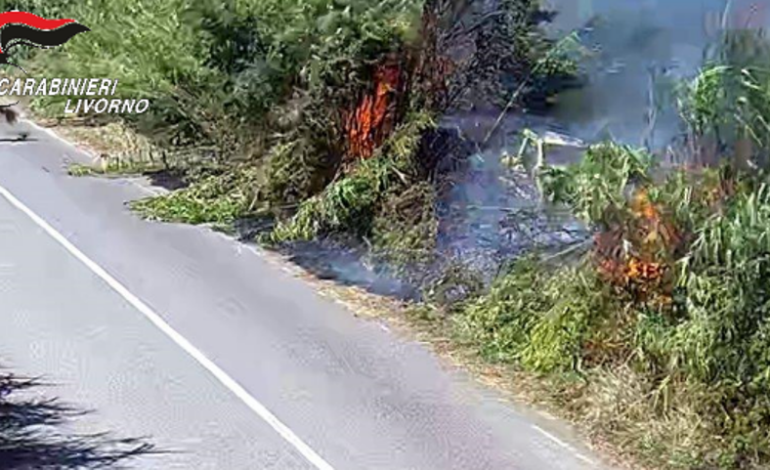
[[265, 111, 435, 243], [8, 0, 422, 146], [520, 268, 609, 373], [267, 155, 398, 242], [455, 257, 614, 372], [539, 142, 655, 224], [131, 166, 259, 225], [455, 257, 554, 364]]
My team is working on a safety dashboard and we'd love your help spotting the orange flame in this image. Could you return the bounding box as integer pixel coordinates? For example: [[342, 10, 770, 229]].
[[345, 62, 401, 160], [594, 187, 682, 302]]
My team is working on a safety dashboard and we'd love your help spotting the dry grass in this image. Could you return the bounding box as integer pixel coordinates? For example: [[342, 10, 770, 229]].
[[52, 122, 153, 159]]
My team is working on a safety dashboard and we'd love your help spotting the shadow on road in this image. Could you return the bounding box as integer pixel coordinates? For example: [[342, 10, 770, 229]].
[[0, 369, 163, 469]]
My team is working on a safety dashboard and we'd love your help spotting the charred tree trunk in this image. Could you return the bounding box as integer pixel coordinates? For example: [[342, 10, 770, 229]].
[[342, 0, 463, 162], [344, 54, 408, 161]]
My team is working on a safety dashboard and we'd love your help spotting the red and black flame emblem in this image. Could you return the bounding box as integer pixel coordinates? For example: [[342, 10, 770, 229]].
[[0, 11, 89, 66]]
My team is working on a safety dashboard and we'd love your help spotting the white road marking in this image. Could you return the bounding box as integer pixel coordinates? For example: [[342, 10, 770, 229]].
[[575, 452, 597, 466], [533, 425, 595, 466], [0, 183, 336, 470]]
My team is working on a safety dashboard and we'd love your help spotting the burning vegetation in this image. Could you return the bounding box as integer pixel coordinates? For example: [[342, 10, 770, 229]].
[[593, 186, 682, 305], [260, 0, 575, 259], [344, 60, 405, 160]]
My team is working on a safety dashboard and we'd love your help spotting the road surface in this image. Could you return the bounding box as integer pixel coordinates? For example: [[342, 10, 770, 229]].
[[0, 121, 607, 469]]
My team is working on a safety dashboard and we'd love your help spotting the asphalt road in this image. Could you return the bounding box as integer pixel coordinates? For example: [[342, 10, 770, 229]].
[[0, 120, 607, 470]]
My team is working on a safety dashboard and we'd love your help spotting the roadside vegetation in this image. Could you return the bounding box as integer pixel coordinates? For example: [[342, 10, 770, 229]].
[[443, 26, 770, 469], [6, 0, 578, 276], [10, 0, 770, 469]]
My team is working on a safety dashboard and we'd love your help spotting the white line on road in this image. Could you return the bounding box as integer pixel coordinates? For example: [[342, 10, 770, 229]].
[[532, 425, 595, 466], [0, 183, 336, 470]]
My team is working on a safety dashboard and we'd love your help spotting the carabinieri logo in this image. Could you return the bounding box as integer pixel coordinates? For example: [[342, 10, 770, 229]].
[[0, 11, 89, 71], [0, 11, 150, 116]]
